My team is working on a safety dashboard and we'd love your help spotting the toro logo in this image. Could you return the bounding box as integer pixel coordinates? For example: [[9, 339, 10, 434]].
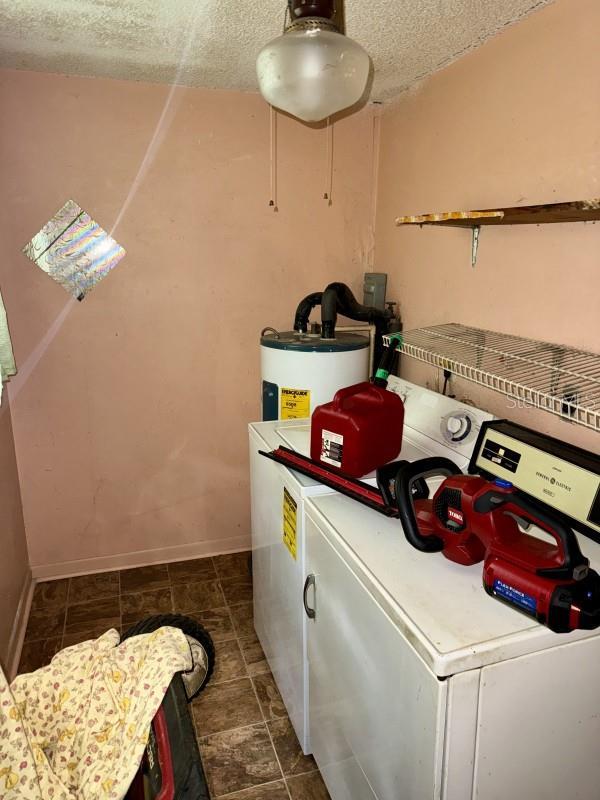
[[448, 507, 464, 524]]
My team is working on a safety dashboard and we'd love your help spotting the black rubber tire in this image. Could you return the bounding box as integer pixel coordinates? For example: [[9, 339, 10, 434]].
[[121, 614, 215, 699]]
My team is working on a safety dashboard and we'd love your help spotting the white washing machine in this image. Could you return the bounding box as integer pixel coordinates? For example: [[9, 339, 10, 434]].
[[248, 377, 494, 752], [303, 464, 600, 799]]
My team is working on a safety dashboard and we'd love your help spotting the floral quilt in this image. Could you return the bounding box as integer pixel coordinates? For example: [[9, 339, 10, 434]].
[[0, 627, 194, 799]]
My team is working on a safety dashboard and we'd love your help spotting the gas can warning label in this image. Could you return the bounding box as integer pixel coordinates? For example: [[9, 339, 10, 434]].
[[320, 429, 344, 468], [493, 579, 537, 616], [280, 388, 310, 420], [283, 488, 297, 560]]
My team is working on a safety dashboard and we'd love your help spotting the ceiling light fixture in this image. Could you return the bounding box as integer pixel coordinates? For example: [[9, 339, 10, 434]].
[[256, 0, 370, 123]]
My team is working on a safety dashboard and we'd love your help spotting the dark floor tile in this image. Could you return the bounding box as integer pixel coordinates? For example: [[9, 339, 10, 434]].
[[121, 587, 173, 626], [199, 723, 281, 797], [187, 607, 236, 643], [31, 579, 69, 611], [172, 579, 225, 613], [220, 576, 253, 606], [239, 634, 269, 677], [120, 564, 170, 593], [213, 551, 252, 580], [219, 780, 289, 799], [268, 716, 316, 777], [229, 602, 255, 638], [192, 677, 262, 735], [253, 672, 287, 721], [286, 771, 330, 800], [69, 571, 119, 603], [65, 596, 121, 635], [212, 639, 247, 684], [24, 607, 66, 641], [17, 637, 62, 674], [62, 623, 120, 649], [167, 557, 216, 584]]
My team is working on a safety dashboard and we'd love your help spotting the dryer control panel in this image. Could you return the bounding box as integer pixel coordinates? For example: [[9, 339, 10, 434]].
[[470, 419, 600, 541], [386, 376, 494, 460]]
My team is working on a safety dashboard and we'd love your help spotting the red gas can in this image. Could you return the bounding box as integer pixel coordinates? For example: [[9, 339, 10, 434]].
[[310, 381, 404, 478]]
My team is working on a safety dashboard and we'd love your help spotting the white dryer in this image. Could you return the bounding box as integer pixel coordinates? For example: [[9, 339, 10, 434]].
[[248, 377, 494, 752], [303, 485, 600, 800]]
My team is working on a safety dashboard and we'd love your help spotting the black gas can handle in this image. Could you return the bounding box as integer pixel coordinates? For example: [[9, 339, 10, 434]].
[[394, 457, 463, 552], [474, 489, 589, 580]]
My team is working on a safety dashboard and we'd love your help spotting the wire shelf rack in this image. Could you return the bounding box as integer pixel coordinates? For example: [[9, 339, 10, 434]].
[[383, 323, 600, 432]]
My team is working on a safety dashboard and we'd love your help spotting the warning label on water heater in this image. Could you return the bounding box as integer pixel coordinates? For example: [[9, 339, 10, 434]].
[[320, 429, 344, 468], [280, 388, 310, 419]]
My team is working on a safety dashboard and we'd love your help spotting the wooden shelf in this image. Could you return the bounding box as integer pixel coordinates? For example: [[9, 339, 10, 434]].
[[395, 199, 600, 227], [395, 199, 600, 266]]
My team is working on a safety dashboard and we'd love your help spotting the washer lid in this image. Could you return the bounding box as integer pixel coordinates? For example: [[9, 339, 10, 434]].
[[249, 419, 466, 495], [260, 330, 369, 352]]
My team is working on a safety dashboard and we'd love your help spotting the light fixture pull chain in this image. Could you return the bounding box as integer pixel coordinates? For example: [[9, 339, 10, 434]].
[[324, 117, 334, 205], [269, 106, 278, 211]]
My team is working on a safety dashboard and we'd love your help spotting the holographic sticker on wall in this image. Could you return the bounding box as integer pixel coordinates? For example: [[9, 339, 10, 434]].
[[22, 200, 125, 301]]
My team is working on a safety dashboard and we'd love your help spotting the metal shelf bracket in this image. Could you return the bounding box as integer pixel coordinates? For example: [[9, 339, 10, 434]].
[[471, 225, 480, 268]]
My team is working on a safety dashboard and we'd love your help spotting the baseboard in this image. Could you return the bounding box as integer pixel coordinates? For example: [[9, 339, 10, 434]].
[[30, 533, 252, 581], [6, 569, 34, 681]]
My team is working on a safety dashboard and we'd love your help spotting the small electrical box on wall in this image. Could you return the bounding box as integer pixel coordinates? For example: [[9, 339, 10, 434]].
[[363, 272, 387, 310]]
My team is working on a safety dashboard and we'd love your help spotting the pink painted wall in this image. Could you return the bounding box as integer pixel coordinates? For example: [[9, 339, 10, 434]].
[[3, 0, 598, 582], [375, 0, 600, 452], [0, 70, 375, 574], [0, 392, 29, 671]]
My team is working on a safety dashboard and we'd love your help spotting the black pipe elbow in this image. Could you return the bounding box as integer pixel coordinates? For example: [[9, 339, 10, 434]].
[[321, 282, 389, 338], [320, 284, 340, 339], [294, 292, 323, 333], [320, 282, 394, 368]]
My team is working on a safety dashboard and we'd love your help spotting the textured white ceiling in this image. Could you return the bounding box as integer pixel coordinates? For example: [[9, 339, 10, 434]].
[[0, 0, 553, 101]]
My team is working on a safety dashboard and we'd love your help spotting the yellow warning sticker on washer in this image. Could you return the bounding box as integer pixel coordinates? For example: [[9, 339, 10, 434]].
[[283, 488, 297, 560], [280, 388, 310, 419]]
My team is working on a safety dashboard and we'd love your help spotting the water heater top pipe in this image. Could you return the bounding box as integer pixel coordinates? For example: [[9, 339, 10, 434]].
[[292, 282, 395, 375], [320, 282, 391, 367], [320, 283, 388, 339], [294, 292, 323, 333]]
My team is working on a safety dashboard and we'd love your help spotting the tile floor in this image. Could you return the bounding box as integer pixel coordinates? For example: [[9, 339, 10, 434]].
[[19, 551, 330, 800]]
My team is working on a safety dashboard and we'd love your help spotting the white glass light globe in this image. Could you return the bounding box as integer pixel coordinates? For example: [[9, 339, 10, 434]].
[[256, 25, 370, 123]]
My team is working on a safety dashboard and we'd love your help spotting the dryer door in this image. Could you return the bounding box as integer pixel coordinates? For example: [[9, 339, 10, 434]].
[[305, 512, 447, 800]]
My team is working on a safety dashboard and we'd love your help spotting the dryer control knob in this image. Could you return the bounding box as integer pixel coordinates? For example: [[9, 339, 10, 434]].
[[446, 414, 473, 442], [447, 417, 463, 435]]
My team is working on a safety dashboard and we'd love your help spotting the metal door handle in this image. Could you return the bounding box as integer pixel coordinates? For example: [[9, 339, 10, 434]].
[[303, 574, 316, 619]]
